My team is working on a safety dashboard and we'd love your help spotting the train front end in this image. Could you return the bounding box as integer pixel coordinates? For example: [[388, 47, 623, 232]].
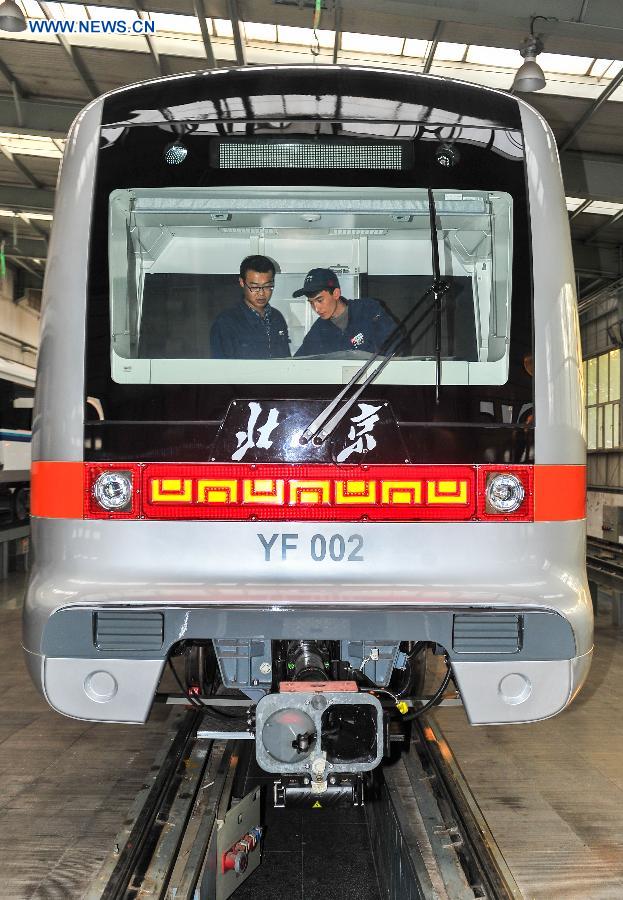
[[24, 68, 591, 784]]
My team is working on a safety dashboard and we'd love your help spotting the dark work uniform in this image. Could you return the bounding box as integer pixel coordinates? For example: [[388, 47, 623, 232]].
[[210, 302, 291, 359], [295, 298, 395, 357]]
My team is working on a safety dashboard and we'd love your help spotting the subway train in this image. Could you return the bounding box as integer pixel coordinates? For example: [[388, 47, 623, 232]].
[[24, 66, 590, 794], [0, 357, 34, 525]]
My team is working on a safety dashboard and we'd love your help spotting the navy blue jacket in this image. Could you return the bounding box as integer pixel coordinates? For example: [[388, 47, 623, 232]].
[[295, 298, 395, 357], [210, 302, 291, 359]]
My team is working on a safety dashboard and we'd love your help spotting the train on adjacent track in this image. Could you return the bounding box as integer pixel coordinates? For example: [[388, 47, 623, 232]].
[[0, 357, 33, 525], [25, 66, 591, 794]]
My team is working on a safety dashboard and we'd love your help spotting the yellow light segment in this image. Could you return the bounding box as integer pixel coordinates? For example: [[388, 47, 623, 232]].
[[151, 478, 193, 503], [288, 480, 331, 505], [197, 479, 238, 504], [381, 481, 422, 505], [335, 480, 377, 504], [427, 480, 468, 504], [242, 478, 285, 504]]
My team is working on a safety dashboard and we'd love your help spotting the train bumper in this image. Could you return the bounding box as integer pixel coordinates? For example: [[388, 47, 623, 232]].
[[25, 645, 592, 725], [24, 648, 165, 723], [452, 647, 593, 725]]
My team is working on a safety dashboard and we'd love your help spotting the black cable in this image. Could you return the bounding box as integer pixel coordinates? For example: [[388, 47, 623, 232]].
[[393, 641, 429, 698], [406, 641, 427, 660], [167, 657, 203, 707], [167, 657, 249, 719], [205, 702, 250, 720], [400, 657, 453, 721]]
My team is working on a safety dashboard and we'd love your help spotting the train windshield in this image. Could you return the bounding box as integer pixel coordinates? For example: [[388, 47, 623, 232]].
[[109, 187, 512, 386]]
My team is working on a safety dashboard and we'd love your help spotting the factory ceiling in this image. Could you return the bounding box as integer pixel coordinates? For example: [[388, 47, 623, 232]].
[[1, 0, 622, 304]]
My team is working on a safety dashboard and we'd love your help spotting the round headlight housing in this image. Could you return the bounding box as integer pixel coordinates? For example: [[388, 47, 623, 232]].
[[164, 141, 188, 165], [435, 142, 460, 168], [93, 471, 133, 511], [486, 473, 525, 514]]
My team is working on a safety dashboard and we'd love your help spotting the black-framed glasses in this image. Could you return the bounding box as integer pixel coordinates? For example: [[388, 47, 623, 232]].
[[244, 281, 275, 294]]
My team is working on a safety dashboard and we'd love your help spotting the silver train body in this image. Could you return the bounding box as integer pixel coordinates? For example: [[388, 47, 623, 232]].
[[24, 68, 590, 773]]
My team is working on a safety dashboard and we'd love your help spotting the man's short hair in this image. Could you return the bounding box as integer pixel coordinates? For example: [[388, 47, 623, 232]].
[[240, 255, 275, 280]]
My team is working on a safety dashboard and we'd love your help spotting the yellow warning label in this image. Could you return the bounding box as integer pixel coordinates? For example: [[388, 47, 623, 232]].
[[312, 801, 322, 808]]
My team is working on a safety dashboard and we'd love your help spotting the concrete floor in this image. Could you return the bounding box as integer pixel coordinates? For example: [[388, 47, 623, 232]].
[[435, 598, 623, 900], [1, 570, 621, 899], [0, 573, 172, 899]]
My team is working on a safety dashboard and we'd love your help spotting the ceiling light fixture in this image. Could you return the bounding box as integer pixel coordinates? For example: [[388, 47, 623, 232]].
[[0, 0, 26, 32], [512, 16, 554, 93]]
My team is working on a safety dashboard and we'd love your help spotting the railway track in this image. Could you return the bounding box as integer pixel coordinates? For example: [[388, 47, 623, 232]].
[[586, 535, 623, 591], [85, 705, 520, 900]]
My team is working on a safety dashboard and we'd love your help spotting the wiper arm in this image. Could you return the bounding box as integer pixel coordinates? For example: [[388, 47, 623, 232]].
[[299, 284, 436, 446], [300, 188, 448, 447], [428, 187, 445, 404]]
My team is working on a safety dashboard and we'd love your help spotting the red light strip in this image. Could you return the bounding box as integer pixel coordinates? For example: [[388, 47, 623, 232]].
[[139, 463, 477, 522], [81, 462, 538, 522], [32, 462, 586, 522]]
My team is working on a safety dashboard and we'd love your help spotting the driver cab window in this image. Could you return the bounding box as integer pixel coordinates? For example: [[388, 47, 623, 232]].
[[108, 187, 513, 386]]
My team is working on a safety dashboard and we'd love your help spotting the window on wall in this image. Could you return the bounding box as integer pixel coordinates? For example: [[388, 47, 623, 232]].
[[584, 349, 621, 450]]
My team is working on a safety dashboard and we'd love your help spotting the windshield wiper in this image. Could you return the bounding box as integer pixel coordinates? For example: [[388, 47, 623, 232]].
[[300, 188, 449, 447], [428, 187, 445, 404]]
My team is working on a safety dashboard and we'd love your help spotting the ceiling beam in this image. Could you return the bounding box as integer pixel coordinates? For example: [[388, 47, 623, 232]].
[[571, 240, 621, 279], [559, 67, 623, 153], [423, 20, 443, 75], [193, 0, 217, 67], [209, 0, 623, 57], [561, 152, 623, 205], [0, 147, 42, 190], [568, 199, 592, 222], [0, 58, 26, 99], [39, 1, 100, 99], [0, 186, 54, 214], [584, 208, 623, 244], [0, 95, 81, 138], [332, 2, 341, 65], [228, 0, 247, 66], [10, 256, 44, 280], [131, 0, 165, 76], [0, 231, 48, 261], [18, 214, 49, 248], [0, 59, 27, 130]]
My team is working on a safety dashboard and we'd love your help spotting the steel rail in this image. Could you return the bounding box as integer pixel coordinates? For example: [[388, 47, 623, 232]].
[[587, 536, 623, 585], [418, 716, 522, 899], [169, 741, 238, 899], [84, 709, 239, 900], [85, 693, 520, 899], [375, 715, 522, 899], [84, 709, 202, 899]]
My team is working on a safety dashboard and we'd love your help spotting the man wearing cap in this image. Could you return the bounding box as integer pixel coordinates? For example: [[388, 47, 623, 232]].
[[210, 255, 291, 359], [293, 268, 395, 357]]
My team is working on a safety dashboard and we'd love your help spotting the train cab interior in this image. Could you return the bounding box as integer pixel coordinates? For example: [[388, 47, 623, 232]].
[[108, 187, 513, 387]]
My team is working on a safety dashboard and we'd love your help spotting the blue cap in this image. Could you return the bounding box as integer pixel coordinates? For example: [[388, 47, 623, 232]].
[[293, 268, 340, 297]]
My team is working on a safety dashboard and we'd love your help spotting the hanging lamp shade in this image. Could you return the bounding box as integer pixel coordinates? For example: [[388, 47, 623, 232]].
[[0, 0, 27, 32], [512, 50, 546, 92]]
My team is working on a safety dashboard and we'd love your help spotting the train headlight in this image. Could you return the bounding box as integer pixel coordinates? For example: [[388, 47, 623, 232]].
[[486, 473, 525, 514], [93, 471, 133, 511], [164, 141, 188, 165], [435, 142, 460, 168]]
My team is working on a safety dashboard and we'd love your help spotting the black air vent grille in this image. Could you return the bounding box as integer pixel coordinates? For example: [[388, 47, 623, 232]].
[[95, 611, 164, 651], [452, 614, 521, 654]]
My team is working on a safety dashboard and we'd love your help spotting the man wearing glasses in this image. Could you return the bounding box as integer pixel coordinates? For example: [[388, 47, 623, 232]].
[[210, 255, 291, 358]]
